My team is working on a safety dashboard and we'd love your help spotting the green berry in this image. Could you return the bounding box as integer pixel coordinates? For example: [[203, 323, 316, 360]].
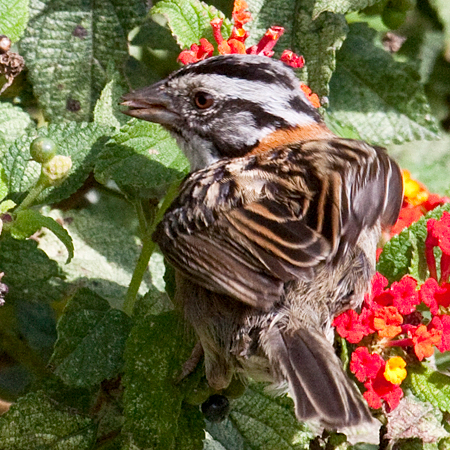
[[222, 377, 246, 399], [382, 8, 407, 29], [30, 137, 58, 164], [184, 377, 213, 406]]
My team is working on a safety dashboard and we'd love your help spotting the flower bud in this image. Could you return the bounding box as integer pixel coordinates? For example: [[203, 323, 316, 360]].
[[0, 35, 11, 54], [41, 155, 72, 186]]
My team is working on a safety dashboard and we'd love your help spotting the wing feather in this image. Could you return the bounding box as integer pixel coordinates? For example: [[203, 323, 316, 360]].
[[153, 138, 403, 310]]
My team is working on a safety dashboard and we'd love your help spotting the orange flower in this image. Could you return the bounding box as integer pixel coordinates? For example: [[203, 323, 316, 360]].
[[402, 169, 429, 206], [373, 306, 403, 338], [232, 0, 251, 28], [411, 324, 442, 360], [299, 83, 320, 108]]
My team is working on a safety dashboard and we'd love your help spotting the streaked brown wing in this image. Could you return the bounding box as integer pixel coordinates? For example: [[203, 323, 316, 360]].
[[153, 138, 403, 310]]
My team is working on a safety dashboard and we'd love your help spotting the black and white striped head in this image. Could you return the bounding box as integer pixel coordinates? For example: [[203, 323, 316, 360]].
[[122, 54, 323, 170]]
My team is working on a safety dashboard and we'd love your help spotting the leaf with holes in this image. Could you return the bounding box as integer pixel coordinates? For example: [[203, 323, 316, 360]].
[[19, 0, 146, 122]]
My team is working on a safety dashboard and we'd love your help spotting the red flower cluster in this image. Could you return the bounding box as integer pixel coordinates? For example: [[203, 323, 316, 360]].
[[390, 170, 449, 235], [177, 0, 320, 108], [334, 210, 450, 410], [350, 348, 403, 410], [425, 211, 450, 282], [179, 1, 305, 66]]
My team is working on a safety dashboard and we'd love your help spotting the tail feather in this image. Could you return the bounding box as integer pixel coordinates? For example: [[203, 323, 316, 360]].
[[262, 326, 372, 428]]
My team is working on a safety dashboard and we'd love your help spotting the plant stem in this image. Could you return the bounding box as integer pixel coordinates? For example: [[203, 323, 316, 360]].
[[14, 175, 49, 213], [123, 182, 180, 316]]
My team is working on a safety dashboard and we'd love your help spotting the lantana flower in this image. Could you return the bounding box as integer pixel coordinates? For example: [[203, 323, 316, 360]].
[[384, 356, 407, 385], [363, 369, 404, 410], [409, 323, 442, 361], [335, 207, 450, 412], [425, 211, 450, 283], [373, 306, 403, 338], [177, 0, 321, 109], [390, 170, 450, 236]]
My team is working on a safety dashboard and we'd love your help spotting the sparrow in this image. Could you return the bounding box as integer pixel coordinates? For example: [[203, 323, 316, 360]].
[[122, 54, 403, 428]]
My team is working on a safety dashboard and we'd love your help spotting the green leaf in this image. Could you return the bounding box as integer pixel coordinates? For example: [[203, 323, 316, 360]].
[[11, 209, 74, 263], [126, 16, 182, 88], [326, 23, 440, 146], [175, 403, 206, 450], [0, 0, 29, 43], [0, 162, 8, 202], [312, 0, 383, 18], [0, 200, 15, 213], [207, 384, 313, 450], [50, 288, 132, 388], [152, 0, 232, 50], [95, 119, 189, 199], [385, 395, 448, 443], [429, 0, 450, 61], [4, 122, 112, 205], [246, 0, 348, 98], [19, 0, 146, 122], [122, 310, 197, 449], [34, 205, 155, 305], [0, 235, 66, 303], [388, 132, 450, 196], [0, 103, 35, 151], [0, 391, 96, 449], [408, 364, 450, 413], [94, 71, 129, 129], [377, 203, 450, 283]]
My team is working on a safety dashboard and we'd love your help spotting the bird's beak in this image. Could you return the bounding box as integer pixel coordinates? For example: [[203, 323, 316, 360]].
[[121, 83, 178, 126]]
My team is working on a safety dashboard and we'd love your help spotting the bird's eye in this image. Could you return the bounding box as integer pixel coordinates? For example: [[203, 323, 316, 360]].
[[194, 92, 214, 109]]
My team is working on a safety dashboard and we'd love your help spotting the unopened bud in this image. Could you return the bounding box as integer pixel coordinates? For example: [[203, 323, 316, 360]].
[[41, 155, 72, 186], [0, 35, 11, 54]]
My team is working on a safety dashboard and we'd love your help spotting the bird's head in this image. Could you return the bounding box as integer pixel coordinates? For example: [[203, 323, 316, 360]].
[[122, 54, 330, 171]]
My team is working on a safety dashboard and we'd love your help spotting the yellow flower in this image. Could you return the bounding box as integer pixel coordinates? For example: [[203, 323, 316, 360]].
[[384, 356, 407, 385], [402, 170, 429, 206]]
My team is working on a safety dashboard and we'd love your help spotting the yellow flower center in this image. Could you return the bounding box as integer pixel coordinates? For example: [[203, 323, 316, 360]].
[[384, 356, 407, 385]]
